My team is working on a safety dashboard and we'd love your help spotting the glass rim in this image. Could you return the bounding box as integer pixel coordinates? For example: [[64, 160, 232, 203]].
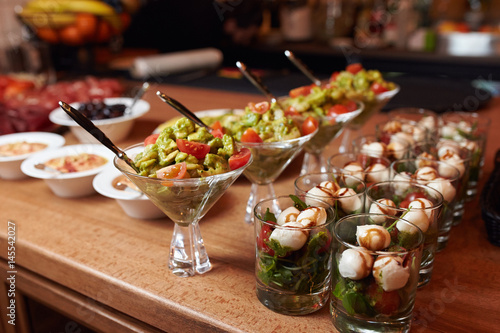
[[366, 180, 444, 210], [113, 142, 254, 185], [253, 195, 337, 230], [334, 213, 425, 254], [391, 157, 461, 182], [294, 172, 367, 197], [352, 133, 411, 152], [236, 124, 319, 149], [328, 152, 392, 169]]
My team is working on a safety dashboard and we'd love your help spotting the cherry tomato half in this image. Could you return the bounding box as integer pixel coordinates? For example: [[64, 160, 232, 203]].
[[302, 116, 319, 136], [289, 85, 313, 98], [366, 282, 401, 315], [176, 139, 211, 159], [371, 82, 389, 94], [228, 148, 251, 170], [343, 100, 358, 112], [156, 162, 189, 179], [257, 222, 275, 256], [241, 128, 263, 143], [248, 101, 270, 114], [327, 104, 349, 118], [330, 71, 340, 82], [144, 134, 160, 146], [346, 63, 363, 74]]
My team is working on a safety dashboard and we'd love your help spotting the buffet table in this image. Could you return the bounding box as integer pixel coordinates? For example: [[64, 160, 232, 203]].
[[1, 84, 499, 333]]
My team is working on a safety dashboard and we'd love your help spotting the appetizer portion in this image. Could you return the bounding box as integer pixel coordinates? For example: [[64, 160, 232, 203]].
[[0, 141, 48, 156], [45, 153, 107, 173]]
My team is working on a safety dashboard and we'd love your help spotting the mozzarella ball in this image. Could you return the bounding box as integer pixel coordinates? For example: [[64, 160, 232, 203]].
[[414, 166, 438, 184], [393, 132, 415, 146], [361, 142, 386, 158], [437, 145, 459, 158], [356, 225, 391, 251], [441, 124, 457, 138], [369, 199, 397, 223], [402, 123, 426, 142], [296, 206, 328, 228], [343, 162, 365, 187], [439, 154, 464, 178], [400, 209, 430, 233], [269, 222, 308, 251], [459, 139, 478, 152], [392, 173, 412, 196], [306, 186, 335, 207], [382, 120, 402, 134], [338, 248, 374, 280], [408, 198, 434, 220], [276, 206, 300, 226], [427, 178, 456, 203], [387, 140, 407, 160], [373, 256, 410, 292], [334, 188, 362, 213], [415, 152, 437, 169], [319, 180, 341, 193], [419, 116, 436, 131], [365, 163, 390, 183]]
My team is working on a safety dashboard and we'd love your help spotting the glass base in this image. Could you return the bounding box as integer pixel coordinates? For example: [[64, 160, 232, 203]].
[[465, 181, 478, 202], [169, 223, 211, 277], [256, 281, 328, 315], [331, 306, 412, 333], [418, 265, 433, 288], [436, 234, 450, 253], [418, 248, 435, 288]]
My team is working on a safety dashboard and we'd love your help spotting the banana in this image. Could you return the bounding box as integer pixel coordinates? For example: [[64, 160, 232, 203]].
[[60, 0, 116, 16], [19, 9, 76, 28]]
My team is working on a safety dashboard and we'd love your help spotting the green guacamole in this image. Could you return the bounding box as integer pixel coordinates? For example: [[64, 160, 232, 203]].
[[134, 118, 237, 178]]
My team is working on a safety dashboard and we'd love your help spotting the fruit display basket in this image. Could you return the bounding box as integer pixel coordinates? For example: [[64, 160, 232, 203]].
[[17, 0, 133, 46]]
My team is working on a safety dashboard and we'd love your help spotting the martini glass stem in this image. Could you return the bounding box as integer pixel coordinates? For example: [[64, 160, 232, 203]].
[[192, 222, 212, 274], [338, 128, 353, 153], [300, 152, 327, 175], [245, 182, 276, 224]]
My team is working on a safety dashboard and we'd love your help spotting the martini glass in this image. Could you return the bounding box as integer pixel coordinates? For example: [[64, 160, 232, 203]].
[[114, 143, 252, 277], [338, 85, 400, 153], [239, 129, 317, 224], [290, 103, 363, 175]]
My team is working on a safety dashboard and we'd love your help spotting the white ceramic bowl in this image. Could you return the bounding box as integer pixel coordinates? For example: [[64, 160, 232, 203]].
[[93, 165, 165, 219], [21, 144, 114, 198], [0, 132, 66, 180], [49, 97, 150, 144]]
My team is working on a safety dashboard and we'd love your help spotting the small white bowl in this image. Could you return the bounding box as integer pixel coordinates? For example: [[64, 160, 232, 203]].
[[49, 97, 150, 144], [21, 144, 114, 198], [93, 166, 165, 219], [0, 132, 66, 180]]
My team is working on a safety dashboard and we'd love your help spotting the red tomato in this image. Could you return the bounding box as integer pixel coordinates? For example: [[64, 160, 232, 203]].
[[211, 120, 224, 132], [399, 200, 411, 209], [404, 191, 428, 202], [241, 128, 263, 143], [176, 139, 211, 159], [284, 106, 300, 117], [343, 100, 358, 112], [371, 82, 389, 94], [228, 148, 251, 170], [156, 162, 188, 179], [144, 134, 159, 146], [289, 85, 313, 98], [257, 222, 275, 256], [302, 116, 319, 136], [346, 63, 363, 74], [330, 71, 340, 82], [366, 282, 401, 315], [327, 104, 349, 118], [248, 101, 270, 114], [211, 128, 224, 139]]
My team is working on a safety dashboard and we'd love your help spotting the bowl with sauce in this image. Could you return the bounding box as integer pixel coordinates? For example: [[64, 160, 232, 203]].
[[49, 97, 150, 144], [0, 132, 66, 180], [21, 144, 114, 197], [93, 165, 165, 219]]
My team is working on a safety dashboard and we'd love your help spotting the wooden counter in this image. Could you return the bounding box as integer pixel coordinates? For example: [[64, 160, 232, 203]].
[[1, 84, 499, 333]]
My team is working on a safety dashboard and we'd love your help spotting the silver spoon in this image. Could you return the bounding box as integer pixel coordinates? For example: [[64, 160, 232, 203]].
[[235, 61, 284, 109], [284, 50, 322, 87], [125, 81, 150, 115], [58, 101, 140, 173], [115, 181, 143, 195], [34, 163, 61, 174], [156, 91, 213, 132]]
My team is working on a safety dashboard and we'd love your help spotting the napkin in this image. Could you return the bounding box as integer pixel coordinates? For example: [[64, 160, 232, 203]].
[[130, 48, 223, 79]]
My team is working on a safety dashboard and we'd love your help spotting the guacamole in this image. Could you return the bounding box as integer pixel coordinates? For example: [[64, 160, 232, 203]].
[[134, 118, 238, 178]]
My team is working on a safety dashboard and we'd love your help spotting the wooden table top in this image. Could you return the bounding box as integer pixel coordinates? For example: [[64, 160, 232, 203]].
[[1, 84, 500, 333]]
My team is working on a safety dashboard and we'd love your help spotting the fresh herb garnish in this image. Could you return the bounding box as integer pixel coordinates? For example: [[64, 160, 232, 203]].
[[289, 194, 309, 211], [263, 208, 277, 223]]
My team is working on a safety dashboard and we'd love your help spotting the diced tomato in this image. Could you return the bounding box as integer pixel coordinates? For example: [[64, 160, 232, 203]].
[[144, 134, 160, 146], [211, 128, 224, 139], [302, 116, 319, 136], [371, 82, 389, 94], [248, 101, 270, 114], [211, 120, 224, 132], [228, 148, 251, 170], [156, 162, 188, 179], [366, 282, 401, 315], [284, 106, 300, 117], [240, 128, 263, 143], [346, 63, 363, 74], [257, 222, 275, 256], [330, 71, 340, 82], [343, 100, 358, 112], [289, 85, 313, 98], [327, 104, 349, 118], [176, 139, 211, 159]]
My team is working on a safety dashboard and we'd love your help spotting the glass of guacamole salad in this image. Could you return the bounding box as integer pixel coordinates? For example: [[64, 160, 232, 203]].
[[114, 118, 253, 277]]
